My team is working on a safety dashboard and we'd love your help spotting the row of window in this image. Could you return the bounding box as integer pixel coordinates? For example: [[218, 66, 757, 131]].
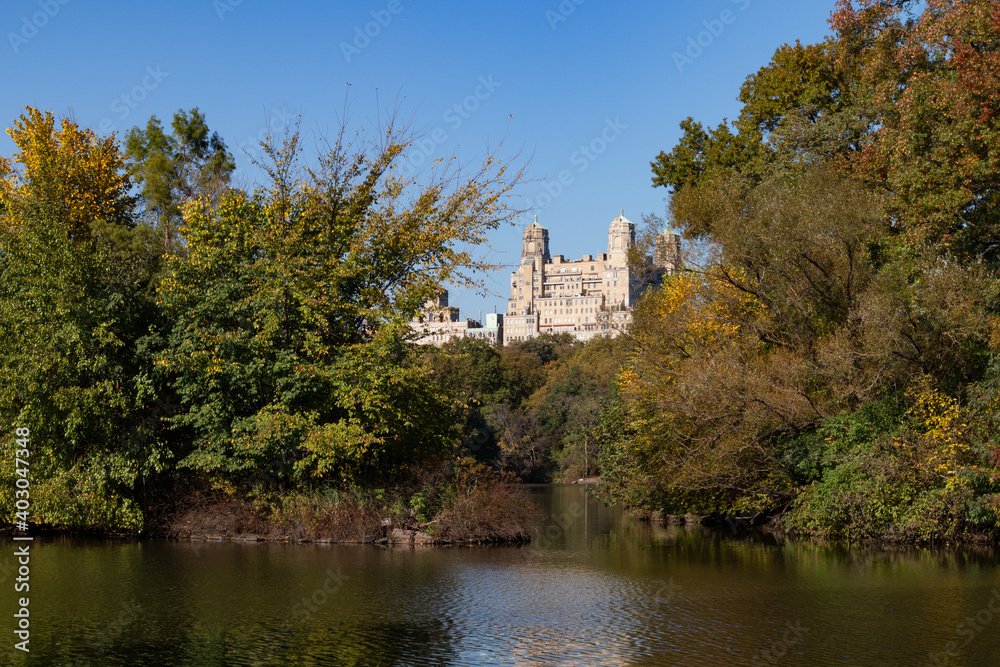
[[543, 306, 599, 316]]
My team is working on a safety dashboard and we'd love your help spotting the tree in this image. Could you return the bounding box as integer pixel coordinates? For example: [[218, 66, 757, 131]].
[[425, 338, 507, 462], [1, 108, 135, 238], [623, 0, 1000, 533], [832, 0, 1000, 259], [125, 108, 235, 251], [0, 108, 169, 530], [652, 38, 872, 239], [487, 402, 544, 478], [512, 332, 577, 365], [156, 121, 523, 492]]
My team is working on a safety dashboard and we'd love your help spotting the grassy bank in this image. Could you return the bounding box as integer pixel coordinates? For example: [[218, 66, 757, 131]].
[[1, 458, 541, 545]]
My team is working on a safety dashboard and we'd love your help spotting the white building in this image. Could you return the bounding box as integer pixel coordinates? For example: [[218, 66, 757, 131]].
[[503, 211, 679, 345], [410, 290, 504, 347]]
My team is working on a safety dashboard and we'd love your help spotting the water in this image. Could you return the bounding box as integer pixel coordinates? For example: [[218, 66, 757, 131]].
[[3, 484, 1000, 665]]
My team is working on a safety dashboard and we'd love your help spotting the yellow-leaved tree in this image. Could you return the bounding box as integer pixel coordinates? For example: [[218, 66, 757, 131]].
[[0, 107, 134, 239], [155, 120, 524, 495], [0, 108, 167, 532]]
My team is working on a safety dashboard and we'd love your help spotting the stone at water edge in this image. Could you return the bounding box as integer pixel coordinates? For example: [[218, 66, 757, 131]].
[[391, 528, 415, 543]]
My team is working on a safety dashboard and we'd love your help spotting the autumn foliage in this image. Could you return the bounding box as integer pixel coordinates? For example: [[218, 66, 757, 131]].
[[609, 0, 1000, 541], [0, 105, 525, 533]]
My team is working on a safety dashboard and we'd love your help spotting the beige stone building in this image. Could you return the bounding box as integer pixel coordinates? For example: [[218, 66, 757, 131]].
[[503, 211, 679, 345], [410, 290, 504, 347]]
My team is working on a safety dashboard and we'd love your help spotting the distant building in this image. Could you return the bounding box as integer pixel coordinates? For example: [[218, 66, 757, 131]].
[[410, 289, 504, 347], [466, 312, 504, 345], [503, 211, 680, 345]]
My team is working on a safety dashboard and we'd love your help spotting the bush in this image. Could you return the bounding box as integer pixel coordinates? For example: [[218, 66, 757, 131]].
[[434, 481, 539, 543], [152, 457, 540, 544]]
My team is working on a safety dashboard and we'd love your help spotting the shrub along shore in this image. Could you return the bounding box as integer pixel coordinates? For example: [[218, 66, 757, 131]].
[[150, 464, 540, 545], [2, 459, 540, 545]]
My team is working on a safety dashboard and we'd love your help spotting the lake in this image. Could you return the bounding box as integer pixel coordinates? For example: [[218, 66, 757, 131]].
[[3, 484, 999, 665]]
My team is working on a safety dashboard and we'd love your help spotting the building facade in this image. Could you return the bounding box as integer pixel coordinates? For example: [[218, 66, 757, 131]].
[[466, 312, 504, 345], [503, 211, 680, 345], [410, 290, 504, 347]]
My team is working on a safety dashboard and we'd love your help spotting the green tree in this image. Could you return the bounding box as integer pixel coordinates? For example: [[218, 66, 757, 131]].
[[489, 335, 626, 481], [125, 108, 235, 252], [426, 338, 507, 462], [512, 332, 577, 365], [652, 38, 870, 239], [0, 108, 170, 530], [156, 122, 522, 493]]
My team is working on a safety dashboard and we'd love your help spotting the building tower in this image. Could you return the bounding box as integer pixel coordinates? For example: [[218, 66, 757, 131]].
[[425, 287, 449, 309], [521, 215, 551, 268], [607, 209, 634, 268], [655, 231, 682, 275]]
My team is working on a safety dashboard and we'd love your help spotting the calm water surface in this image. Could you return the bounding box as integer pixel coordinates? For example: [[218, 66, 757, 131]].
[[3, 484, 1000, 666]]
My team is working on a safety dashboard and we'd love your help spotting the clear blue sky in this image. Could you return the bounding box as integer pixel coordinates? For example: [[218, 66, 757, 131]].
[[2, 0, 836, 320]]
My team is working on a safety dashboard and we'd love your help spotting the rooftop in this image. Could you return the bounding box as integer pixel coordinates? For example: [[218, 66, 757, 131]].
[[529, 214, 547, 230]]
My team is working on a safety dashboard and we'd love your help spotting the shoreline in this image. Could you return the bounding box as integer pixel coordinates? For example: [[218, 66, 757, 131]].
[[632, 511, 1000, 547], [0, 521, 533, 546], [0, 479, 542, 546]]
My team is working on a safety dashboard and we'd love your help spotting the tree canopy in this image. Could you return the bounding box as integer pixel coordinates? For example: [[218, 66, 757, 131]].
[[0, 106, 525, 530], [125, 108, 235, 251], [605, 0, 1000, 540]]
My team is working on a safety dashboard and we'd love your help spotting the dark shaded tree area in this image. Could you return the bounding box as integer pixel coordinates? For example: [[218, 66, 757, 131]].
[[426, 333, 627, 482], [605, 0, 1000, 542]]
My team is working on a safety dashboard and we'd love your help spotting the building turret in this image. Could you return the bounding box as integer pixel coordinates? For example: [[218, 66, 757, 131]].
[[607, 209, 634, 268], [655, 232, 681, 275], [424, 288, 449, 309], [521, 215, 551, 268]]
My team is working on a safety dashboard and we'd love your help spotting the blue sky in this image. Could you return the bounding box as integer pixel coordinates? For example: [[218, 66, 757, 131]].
[[2, 0, 836, 320]]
